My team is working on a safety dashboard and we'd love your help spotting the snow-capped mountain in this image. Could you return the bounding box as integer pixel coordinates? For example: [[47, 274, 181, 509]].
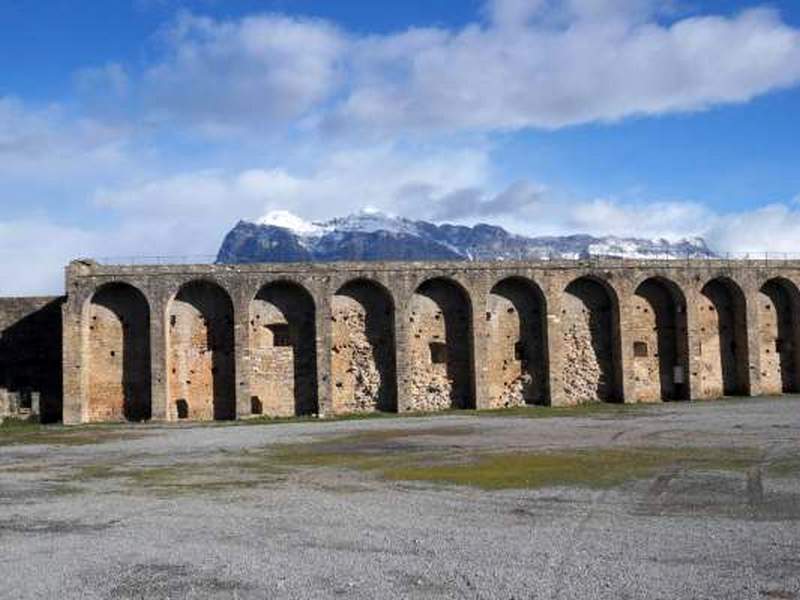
[[216, 210, 715, 264]]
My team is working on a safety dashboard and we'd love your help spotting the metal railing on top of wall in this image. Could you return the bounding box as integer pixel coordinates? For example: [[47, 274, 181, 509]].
[[92, 252, 800, 267]]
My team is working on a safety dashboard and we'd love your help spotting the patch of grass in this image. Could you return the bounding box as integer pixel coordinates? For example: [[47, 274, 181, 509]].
[[0, 417, 40, 430], [0, 420, 150, 447], [767, 456, 800, 478], [381, 447, 762, 490], [69, 458, 288, 497], [268, 426, 763, 490], [0, 427, 142, 447]]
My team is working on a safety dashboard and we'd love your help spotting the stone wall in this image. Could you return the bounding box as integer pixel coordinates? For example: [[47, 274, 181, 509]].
[[0, 296, 64, 422], [486, 278, 547, 408], [407, 278, 474, 411], [630, 278, 689, 402], [331, 281, 396, 414], [87, 283, 151, 422], [167, 281, 236, 421], [52, 258, 800, 424], [250, 282, 318, 417], [561, 277, 620, 403], [758, 278, 799, 395], [698, 278, 750, 398]]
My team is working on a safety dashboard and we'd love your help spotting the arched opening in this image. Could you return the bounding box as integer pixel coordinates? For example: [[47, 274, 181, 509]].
[[331, 279, 397, 414], [87, 283, 151, 422], [632, 277, 690, 401], [167, 281, 235, 421], [699, 277, 749, 397], [250, 281, 318, 417], [562, 277, 622, 403], [408, 278, 474, 410], [487, 277, 548, 407], [758, 278, 800, 394]]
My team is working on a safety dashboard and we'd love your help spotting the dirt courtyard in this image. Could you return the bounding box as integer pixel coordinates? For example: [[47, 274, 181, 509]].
[[1, 397, 799, 599]]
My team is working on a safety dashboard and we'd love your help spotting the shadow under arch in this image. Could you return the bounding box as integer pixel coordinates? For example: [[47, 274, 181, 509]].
[[758, 277, 800, 394], [250, 280, 318, 416], [633, 276, 690, 401], [487, 276, 549, 406], [408, 276, 475, 410], [332, 278, 397, 413], [167, 280, 235, 421], [562, 275, 623, 403], [87, 281, 152, 422], [699, 276, 749, 396]]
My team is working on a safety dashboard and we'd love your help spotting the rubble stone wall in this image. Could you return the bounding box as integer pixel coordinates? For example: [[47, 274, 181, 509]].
[[250, 282, 318, 417], [331, 280, 396, 414], [561, 277, 621, 403], [406, 278, 474, 411]]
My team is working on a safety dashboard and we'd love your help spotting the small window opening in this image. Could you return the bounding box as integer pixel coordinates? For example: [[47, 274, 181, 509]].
[[170, 315, 177, 327], [514, 341, 527, 361], [251, 396, 263, 415], [429, 342, 448, 364], [19, 389, 33, 410], [176, 399, 189, 419], [633, 341, 648, 357], [268, 324, 292, 347]]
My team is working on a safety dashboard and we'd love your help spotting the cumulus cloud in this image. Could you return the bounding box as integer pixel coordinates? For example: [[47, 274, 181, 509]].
[[94, 2, 800, 136], [142, 12, 346, 134], [95, 144, 490, 224], [0, 96, 135, 181], [0, 218, 98, 296], [331, 6, 800, 133]]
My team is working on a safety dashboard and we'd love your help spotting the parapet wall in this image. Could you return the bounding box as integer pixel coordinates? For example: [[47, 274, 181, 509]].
[[55, 258, 800, 423]]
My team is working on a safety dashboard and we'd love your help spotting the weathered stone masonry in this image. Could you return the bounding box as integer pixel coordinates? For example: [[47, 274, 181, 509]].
[[5, 258, 800, 424]]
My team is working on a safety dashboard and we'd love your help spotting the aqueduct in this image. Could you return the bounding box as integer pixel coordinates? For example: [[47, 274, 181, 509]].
[[3, 256, 790, 424]]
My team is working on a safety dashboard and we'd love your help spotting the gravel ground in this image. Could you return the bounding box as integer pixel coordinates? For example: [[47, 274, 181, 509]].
[[1, 397, 799, 599]]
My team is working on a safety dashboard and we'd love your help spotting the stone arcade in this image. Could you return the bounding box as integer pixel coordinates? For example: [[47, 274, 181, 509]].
[[1, 257, 799, 424]]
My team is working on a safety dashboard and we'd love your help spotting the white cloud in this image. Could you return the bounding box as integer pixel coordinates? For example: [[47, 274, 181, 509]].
[[0, 218, 97, 296], [95, 144, 490, 224], [0, 96, 135, 181], [91, 2, 800, 136], [332, 6, 800, 133], [142, 12, 346, 134]]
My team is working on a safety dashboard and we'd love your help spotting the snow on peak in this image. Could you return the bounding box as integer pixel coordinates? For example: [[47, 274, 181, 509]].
[[326, 210, 418, 235], [257, 210, 322, 235]]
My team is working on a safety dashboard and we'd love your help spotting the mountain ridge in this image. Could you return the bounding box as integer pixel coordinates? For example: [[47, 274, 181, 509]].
[[216, 210, 715, 264]]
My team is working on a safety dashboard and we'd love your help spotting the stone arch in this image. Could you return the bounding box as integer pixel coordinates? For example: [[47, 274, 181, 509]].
[[250, 281, 318, 417], [562, 276, 622, 403], [331, 279, 397, 413], [86, 282, 151, 422], [758, 277, 800, 394], [407, 277, 474, 410], [632, 277, 690, 401], [167, 280, 235, 421], [486, 277, 549, 407], [699, 277, 749, 397]]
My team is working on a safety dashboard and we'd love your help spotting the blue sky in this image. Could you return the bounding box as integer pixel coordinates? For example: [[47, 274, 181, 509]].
[[2, 0, 800, 294]]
